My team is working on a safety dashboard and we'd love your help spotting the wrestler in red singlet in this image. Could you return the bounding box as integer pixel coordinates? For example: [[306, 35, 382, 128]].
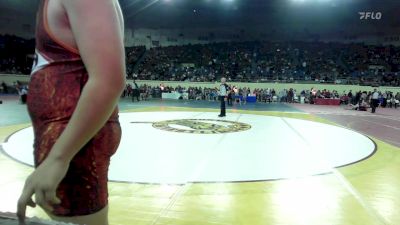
[[27, 0, 121, 216]]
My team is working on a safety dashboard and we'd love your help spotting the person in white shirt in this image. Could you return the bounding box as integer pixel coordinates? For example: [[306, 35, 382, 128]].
[[218, 77, 228, 117], [371, 89, 379, 113]]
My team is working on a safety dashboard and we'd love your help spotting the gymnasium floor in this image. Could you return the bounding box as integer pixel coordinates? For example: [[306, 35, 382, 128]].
[[1, 96, 400, 225]]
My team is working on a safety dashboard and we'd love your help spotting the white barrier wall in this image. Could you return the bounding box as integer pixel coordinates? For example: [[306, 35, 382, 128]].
[[2, 74, 399, 94], [0, 74, 30, 84], [129, 80, 400, 94]]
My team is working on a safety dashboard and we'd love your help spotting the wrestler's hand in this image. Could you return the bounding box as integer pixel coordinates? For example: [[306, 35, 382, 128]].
[[17, 158, 69, 225], [224, 97, 227, 101]]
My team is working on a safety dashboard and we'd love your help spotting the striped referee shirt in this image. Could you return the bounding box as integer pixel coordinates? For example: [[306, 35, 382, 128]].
[[220, 84, 227, 96]]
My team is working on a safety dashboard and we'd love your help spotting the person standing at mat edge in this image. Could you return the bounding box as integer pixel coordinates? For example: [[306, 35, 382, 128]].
[[219, 77, 228, 117], [371, 88, 379, 113], [17, 0, 125, 225]]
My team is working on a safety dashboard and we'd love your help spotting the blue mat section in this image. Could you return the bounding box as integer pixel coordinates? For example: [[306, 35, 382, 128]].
[[0, 97, 301, 127], [0, 99, 30, 127]]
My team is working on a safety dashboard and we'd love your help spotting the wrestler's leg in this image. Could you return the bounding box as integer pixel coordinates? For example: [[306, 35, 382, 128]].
[[35, 123, 120, 225], [46, 205, 109, 225]]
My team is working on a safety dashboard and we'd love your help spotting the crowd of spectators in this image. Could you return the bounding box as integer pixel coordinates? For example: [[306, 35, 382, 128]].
[[342, 44, 400, 86], [0, 80, 28, 94], [125, 46, 146, 77], [129, 41, 400, 86], [2, 76, 398, 109], [120, 83, 400, 109], [0, 80, 29, 103], [1, 34, 400, 87]]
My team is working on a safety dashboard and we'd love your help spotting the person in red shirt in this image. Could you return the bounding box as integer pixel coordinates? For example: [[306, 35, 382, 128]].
[[17, 0, 125, 225]]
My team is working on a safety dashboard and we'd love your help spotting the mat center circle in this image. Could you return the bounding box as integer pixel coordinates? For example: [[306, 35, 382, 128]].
[[2, 112, 376, 184], [152, 119, 251, 134]]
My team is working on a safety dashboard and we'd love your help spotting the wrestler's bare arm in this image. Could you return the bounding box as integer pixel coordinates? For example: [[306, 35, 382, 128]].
[[49, 0, 125, 162], [17, 0, 125, 222]]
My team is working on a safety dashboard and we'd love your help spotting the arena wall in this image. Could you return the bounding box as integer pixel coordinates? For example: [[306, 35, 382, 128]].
[[124, 27, 400, 48]]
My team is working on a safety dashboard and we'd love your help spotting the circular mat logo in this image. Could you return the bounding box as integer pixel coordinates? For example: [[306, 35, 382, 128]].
[[152, 119, 251, 134]]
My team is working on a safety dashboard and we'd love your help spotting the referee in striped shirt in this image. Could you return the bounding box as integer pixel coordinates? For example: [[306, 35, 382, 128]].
[[371, 88, 379, 113], [219, 77, 228, 117]]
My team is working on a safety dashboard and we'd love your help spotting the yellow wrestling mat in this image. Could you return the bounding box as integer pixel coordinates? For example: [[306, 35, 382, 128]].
[[1, 107, 399, 225]]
